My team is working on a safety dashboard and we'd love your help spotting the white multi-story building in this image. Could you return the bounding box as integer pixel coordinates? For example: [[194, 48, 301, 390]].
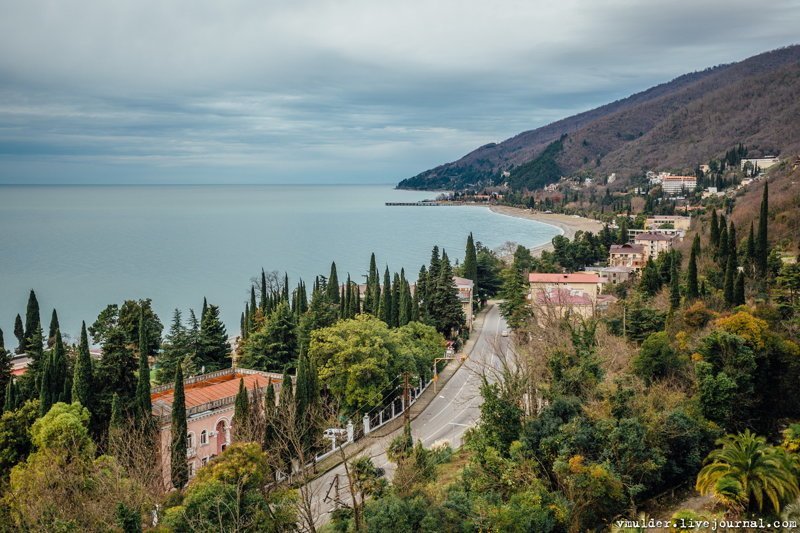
[[660, 175, 697, 196]]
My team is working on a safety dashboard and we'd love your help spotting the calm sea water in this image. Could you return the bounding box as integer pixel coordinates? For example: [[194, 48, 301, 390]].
[[0, 185, 559, 342]]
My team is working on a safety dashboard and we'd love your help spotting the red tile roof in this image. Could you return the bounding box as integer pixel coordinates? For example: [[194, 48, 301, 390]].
[[529, 273, 599, 284], [152, 371, 282, 413]]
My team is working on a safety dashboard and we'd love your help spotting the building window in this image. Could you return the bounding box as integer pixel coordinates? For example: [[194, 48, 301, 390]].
[[202, 457, 208, 466], [200, 430, 208, 445], [187, 432, 194, 449], [188, 462, 195, 478]]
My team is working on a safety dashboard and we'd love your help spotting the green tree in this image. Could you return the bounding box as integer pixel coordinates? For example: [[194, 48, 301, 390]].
[[170, 365, 188, 489], [39, 330, 68, 415], [756, 182, 769, 278], [427, 252, 465, 338], [71, 321, 93, 412], [670, 253, 681, 310], [327, 261, 341, 304], [464, 232, 478, 292], [310, 315, 398, 414], [697, 430, 799, 514], [135, 310, 152, 424], [163, 442, 296, 531], [687, 241, 700, 299], [196, 303, 231, 372], [632, 331, 681, 384], [0, 399, 39, 480], [734, 271, 746, 306], [23, 289, 41, 354], [364, 253, 380, 315], [239, 300, 297, 371], [232, 378, 250, 441], [640, 257, 661, 296], [0, 329, 10, 411], [46, 309, 59, 349], [710, 210, 719, 248], [499, 265, 530, 330], [13, 314, 24, 354], [379, 266, 392, 326], [156, 309, 190, 384], [723, 255, 736, 307]]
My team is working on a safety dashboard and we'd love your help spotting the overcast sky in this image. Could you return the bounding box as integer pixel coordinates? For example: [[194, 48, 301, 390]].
[[0, 0, 797, 184]]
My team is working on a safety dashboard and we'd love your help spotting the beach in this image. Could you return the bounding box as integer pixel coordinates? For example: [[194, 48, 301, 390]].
[[489, 205, 606, 256]]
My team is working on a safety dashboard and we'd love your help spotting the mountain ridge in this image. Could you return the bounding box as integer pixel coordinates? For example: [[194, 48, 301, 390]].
[[397, 45, 800, 191]]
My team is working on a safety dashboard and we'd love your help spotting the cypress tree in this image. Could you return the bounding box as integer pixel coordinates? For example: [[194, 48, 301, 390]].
[[327, 262, 340, 304], [232, 378, 249, 440], [379, 267, 392, 325], [250, 285, 257, 322], [201, 298, 208, 323], [13, 314, 24, 353], [352, 281, 361, 315], [728, 221, 738, 260], [464, 232, 478, 288], [756, 182, 769, 276], [47, 309, 60, 349], [414, 265, 426, 321], [391, 272, 401, 328], [398, 278, 410, 326], [135, 310, 152, 423], [264, 380, 277, 449], [364, 254, 377, 314], [687, 245, 699, 299], [692, 234, 701, 257], [282, 273, 290, 303], [38, 348, 53, 416], [710, 210, 719, 248], [717, 223, 728, 267], [670, 254, 681, 310], [343, 275, 352, 319], [746, 221, 756, 267], [279, 369, 294, 410], [339, 285, 346, 319], [723, 254, 736, 306], [170, 366, 188, 489], [23, 289, 41, 352], [109, 392, 123, 431], [241, 309, 247, 340], [72, 321, 93, 411], [734, 271, 746, 306], [260, 269, 268, 313], [52, 330, 69, 404], [4, 378, 16, 412]]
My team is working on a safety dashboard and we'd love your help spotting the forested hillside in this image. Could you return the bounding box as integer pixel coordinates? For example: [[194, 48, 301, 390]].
[[398, 45, 800, 191]]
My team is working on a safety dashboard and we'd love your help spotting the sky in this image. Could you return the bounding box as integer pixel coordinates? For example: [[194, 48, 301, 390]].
[[0, 0, 798, 185]]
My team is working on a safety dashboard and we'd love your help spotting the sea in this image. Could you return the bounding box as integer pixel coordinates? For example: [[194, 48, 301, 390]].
[[0, 184, 559, 343]]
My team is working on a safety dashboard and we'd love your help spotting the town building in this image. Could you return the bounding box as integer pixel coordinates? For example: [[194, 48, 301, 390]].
[[645, 215, 691, 231], [530, 287, 595, 325], [598, 266, 636, 284], [633, 232, 676, 260], [608, 243, 645, 270], [151, 367, 287, 484], [528, 272, 601, 303], [741, 156, 780, 171], [453, 276, 475, 330], [660, 175, 697, 196]]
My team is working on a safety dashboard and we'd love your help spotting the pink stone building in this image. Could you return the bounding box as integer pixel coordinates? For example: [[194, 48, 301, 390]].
[[151, 367, 287, 484]]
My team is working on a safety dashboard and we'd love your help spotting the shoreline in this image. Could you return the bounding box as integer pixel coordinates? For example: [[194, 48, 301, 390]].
[[487, 205, 605, 256]]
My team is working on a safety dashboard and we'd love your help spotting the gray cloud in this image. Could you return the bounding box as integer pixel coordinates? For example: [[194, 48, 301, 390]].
[[0, 0, 797, 184]]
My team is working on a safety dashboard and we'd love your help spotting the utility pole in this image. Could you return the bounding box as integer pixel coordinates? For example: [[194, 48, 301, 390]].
[[403, 372, 410, 426]]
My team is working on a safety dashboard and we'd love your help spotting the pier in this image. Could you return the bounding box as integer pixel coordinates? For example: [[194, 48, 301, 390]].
[[385, 201, 467, 206]]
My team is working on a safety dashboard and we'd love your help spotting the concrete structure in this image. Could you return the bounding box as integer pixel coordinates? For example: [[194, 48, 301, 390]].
[[609, 243, 645, 270], [633, 232, 676, 260], [152, 367, 287, 484], [453, 276, 475, 330], [660, 175, 697, 196], [645, 215, 691, 231], [528, 272, 601, 303], [598, 266, 636, 285], [741, 156, 780, 171]]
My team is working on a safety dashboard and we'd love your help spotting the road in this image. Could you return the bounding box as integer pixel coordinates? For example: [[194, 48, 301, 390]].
[[307, 304, 509, 527]]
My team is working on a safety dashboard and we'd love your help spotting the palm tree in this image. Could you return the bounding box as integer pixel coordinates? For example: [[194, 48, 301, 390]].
[[696, 430, 800, 515]]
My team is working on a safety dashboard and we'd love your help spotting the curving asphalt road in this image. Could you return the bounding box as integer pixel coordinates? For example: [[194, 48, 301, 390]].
[[307, 304, 509, 528]]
